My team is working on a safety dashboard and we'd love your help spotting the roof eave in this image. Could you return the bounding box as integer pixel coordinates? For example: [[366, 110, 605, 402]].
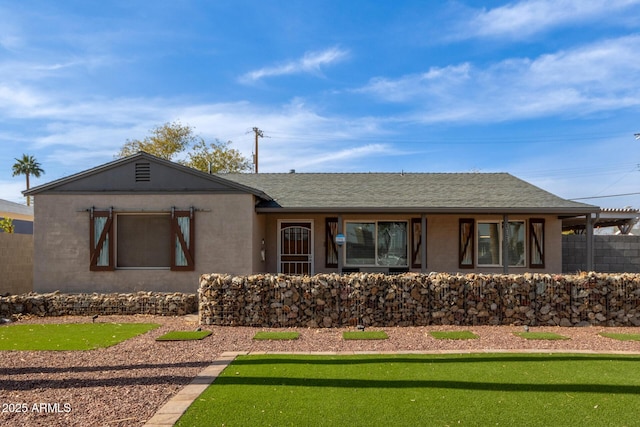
[[255, 206, 601, 215]]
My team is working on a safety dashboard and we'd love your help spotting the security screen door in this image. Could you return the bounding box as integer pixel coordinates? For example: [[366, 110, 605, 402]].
[[278, 221, 313, 275]]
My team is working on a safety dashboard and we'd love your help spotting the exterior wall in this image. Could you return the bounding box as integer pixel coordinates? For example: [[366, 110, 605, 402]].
[[0, 232, 33, 294], [563, 234, 640, 273], [261, 213, 563, 274], [33, 193, 256, 294], [252, 214, 267, 273]]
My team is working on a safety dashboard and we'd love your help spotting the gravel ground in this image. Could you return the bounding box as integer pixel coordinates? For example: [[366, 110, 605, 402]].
[[2, 314, 640, 427]]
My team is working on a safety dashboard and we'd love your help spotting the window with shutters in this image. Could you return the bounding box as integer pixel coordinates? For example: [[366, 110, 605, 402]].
[[89, 208, 194, 271]]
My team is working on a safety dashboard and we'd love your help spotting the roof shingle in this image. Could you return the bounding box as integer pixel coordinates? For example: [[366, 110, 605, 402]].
[[218, 172, 598, 214]]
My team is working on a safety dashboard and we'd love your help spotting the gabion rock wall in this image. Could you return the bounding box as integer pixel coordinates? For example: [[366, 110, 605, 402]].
[[199, 272, 640, 327], [0, 291, 197, 318]]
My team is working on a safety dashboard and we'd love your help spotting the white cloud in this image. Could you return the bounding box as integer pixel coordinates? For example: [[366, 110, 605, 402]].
[[458, 0, 640, 40], [286, 144, 393, 170], [239, 47, 349, 83], [0, 181, 29, 204], [358, 35, 640, 123]]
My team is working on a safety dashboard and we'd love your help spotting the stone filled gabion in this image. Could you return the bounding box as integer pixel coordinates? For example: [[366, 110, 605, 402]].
[[0, 292, 197, 318], [198, 272, 640, 328]]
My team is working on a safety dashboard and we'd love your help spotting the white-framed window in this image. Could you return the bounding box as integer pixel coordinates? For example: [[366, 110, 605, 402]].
[[345, 221, 408, 267], [477, 220, 526, 267]]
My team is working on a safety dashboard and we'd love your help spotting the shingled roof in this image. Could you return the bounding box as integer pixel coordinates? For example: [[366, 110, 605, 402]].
[[218, 172, 599, 214]]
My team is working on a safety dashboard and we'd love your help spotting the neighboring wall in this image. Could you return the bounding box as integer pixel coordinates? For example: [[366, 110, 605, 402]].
[[563, 235, 640, 273], [0, 233, 33, 294]]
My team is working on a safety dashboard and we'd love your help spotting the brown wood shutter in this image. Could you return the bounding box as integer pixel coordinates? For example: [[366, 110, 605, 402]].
[[325, 217, 338, 268], [411, 218, 425, 269], [459, 218, 474, 268], [171, 209, 195, 271], [89, 209, 114, 271], [529, 218, 545, 268]]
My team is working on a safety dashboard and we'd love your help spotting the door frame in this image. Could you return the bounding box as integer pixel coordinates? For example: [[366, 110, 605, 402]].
[[277, 219, 314, 275]]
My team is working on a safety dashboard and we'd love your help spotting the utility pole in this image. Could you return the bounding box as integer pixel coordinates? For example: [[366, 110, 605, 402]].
[[253, 127, 264, 173]]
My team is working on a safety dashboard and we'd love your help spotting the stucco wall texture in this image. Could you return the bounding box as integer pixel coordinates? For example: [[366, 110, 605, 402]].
[[33, 193, 258, 294]]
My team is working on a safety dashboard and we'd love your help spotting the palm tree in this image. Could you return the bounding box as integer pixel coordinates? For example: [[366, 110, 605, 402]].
[[12, 154, 44, 206]]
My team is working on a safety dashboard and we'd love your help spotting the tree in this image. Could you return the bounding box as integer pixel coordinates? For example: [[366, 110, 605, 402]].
[[0, 217, 14, 233], [116, 121, 252, 173], [182, 139, 252, 173], [116, 121, 199, 161], [12, 154, 44, 206]]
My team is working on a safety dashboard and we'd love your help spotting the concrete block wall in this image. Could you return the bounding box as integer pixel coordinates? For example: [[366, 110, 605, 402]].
[[0, 233, 33, 294], [563, 235, 640, 273]]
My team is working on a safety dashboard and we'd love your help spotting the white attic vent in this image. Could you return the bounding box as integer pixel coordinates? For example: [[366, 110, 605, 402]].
[[135, 162, 151, 182]]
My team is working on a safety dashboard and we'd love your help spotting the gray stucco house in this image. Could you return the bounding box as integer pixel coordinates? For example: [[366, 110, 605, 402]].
[[25, 152, 599, 293]]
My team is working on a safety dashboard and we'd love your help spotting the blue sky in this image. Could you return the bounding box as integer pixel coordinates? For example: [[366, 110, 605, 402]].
[[2, 0, 640, 208]]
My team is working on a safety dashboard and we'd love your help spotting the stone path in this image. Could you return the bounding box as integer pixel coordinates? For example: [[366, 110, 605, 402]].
[[144, 351, 246, 427]]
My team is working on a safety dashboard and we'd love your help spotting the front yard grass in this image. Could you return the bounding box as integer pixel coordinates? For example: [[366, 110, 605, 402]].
[[599, 332, 640, 341], [156, 330, 212, 341], [343, 331, 389, 340], [0, 323, 160, 350], [514, 331, 569, 340], [429, 330, 478, 340], [253, 331, 300, 340], [176, 353, 640, 426]]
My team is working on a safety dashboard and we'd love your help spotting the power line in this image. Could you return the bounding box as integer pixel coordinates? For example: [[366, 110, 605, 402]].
[[570, 192, 640, 201]]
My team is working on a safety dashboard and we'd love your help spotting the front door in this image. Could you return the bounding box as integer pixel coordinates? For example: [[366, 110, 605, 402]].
[[278, 221, 313, 275]]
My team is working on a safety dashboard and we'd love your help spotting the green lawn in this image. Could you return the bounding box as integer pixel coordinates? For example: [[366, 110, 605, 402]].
[[599, 332, 640, 341], [0, 323, 160, 350], [429, 330, 478, 340], [156, 330, 212, 341], [343, 331, 388, 340], [514, 331, 569, 340], [177, 353, 640, 427], [253, 331, 300, 340]]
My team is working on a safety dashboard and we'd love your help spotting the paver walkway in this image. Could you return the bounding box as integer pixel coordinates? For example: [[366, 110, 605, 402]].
[[144, 351, 247, 427]]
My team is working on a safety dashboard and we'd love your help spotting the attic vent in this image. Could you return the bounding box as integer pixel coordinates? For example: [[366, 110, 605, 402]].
[[135, 162, 151, 182]]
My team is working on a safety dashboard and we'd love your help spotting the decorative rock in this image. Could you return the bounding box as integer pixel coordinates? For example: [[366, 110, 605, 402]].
[[194, 272, 640, 328], [322, 316, 333, 328]]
